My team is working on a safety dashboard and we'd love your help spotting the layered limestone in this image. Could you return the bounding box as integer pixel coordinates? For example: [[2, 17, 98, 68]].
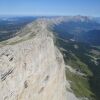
[[0, 19, 78, 100]]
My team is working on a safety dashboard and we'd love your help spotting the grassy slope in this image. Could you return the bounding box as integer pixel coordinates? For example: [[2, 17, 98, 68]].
[[56, 38, 100, 100]]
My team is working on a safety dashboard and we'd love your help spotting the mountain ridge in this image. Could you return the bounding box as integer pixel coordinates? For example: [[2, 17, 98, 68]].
[[0, 19, 79, 100], [0, 17, 100, 100]]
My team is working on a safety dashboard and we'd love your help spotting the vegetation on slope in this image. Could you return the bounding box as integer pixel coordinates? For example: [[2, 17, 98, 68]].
[[56, 37, 100, 100]]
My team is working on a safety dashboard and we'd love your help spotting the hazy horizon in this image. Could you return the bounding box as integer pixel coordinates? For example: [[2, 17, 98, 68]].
[[0, 0, 100, 17]]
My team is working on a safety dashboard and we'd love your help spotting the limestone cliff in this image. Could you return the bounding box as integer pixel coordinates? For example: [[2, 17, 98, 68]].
[[0, 19, 78, 100]]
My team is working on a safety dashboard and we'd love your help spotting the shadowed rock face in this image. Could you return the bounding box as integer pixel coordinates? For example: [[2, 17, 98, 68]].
[[0, 19, 78, 100]]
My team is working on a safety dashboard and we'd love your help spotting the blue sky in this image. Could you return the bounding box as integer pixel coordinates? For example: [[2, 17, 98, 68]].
[[0, 0, 100, 16]]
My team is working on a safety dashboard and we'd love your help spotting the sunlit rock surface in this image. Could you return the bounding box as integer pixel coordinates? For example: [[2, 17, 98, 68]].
[[0, 19, 78, 100]]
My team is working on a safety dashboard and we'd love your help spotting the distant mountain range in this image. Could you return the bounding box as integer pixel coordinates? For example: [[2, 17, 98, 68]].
[[0, 15, 100, 45], [51, 16, 100, 45]]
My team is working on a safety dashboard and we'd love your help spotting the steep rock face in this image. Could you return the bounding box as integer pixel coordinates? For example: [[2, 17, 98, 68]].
[[0, 19, 78, 100]]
